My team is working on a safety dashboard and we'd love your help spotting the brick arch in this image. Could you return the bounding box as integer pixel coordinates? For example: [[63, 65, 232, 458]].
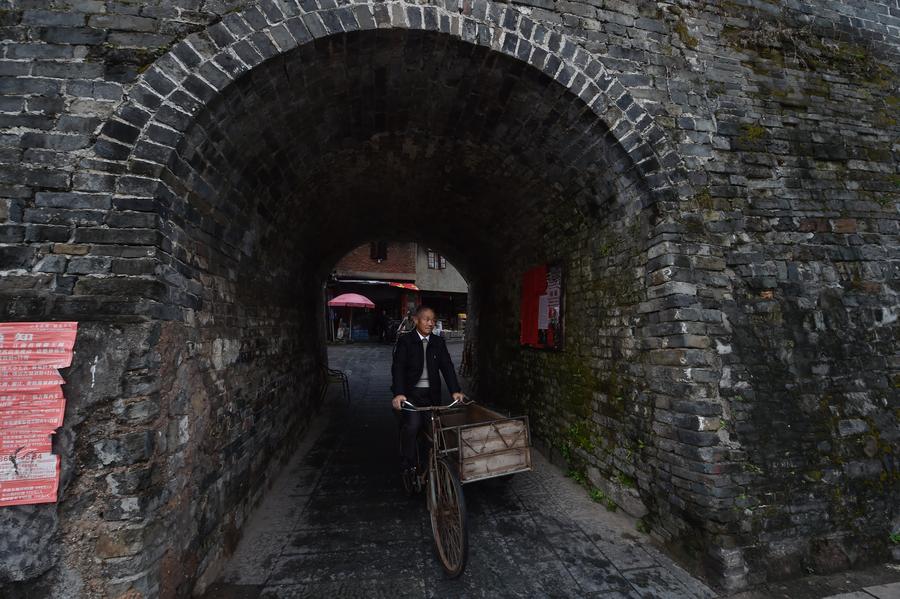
[[94, 0, 685, 200], [65, 3, 735, 594]]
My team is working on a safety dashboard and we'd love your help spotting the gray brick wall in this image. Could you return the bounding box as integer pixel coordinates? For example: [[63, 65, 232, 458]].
[[0, 0, 896, 596]]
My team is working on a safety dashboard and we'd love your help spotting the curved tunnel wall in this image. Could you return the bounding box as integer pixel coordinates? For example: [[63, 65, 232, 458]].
[[141, 27, 667, 596]]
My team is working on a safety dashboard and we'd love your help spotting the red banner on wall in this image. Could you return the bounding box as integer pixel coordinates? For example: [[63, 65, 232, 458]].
[[0, 322, 76, 507], [0, 453, 59, 507], [519, 264, 564, 350], [0, 428, 54, 454]]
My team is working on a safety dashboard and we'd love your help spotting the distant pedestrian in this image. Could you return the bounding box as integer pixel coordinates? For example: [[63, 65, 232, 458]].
[[378, 310, 390, 343], [396, 310, 416, 336]]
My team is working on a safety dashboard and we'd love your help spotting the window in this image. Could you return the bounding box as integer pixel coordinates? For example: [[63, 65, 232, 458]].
[[370, 241, 388, 262], [427, 250, 446, 269]]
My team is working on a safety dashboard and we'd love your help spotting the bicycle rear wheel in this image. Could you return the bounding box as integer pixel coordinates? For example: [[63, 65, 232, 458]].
[[429, 457, 468, 578]]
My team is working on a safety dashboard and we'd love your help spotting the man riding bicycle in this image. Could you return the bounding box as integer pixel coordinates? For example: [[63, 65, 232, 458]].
[[391, 305, 465, 481]]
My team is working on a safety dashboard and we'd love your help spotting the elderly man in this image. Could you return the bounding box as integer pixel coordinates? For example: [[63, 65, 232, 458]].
[[391, 305, 464, 479]]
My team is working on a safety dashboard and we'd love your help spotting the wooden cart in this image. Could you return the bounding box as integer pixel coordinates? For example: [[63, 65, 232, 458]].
[[401, 399, 533, 577], [437, 403, 532, 484]]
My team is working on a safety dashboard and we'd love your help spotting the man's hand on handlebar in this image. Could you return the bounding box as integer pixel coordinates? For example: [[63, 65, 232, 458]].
[[394, 393, 469, 410]]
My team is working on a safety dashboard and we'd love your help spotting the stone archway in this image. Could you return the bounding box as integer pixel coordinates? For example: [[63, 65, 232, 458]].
[[97, 1, 681, 188], [5, 2, 747, 597]]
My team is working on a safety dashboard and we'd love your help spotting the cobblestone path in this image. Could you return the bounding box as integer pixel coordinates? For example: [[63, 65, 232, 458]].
[[203, 343, 718, 598]]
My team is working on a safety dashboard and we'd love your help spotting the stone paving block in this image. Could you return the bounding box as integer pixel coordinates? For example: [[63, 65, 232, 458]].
[[623, 566, 707, 599], [244, 500, 308, 533], [528, 511, 586, 536], [545, 530, 635, 594], [657, 558, 719, 599], [283, 522, 425, 555], [199, 583, 262, 598], [262, 577, 427, 598], [589, 539, 661, 571], [279, 468, 322, 497], [219, 532, 291, 585], [425, 572, 514, 599], [266, 540, 425, 585], [312, 470, 398, 495], [486, 513, 559, 562], [864, 583, 900, 599], [295, 497, 425, 531], [465, 482, 530, 517], [519, 559, 588, 597], [584, 591, 643, 599]]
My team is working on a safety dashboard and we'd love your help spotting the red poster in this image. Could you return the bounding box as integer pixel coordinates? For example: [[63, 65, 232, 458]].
[[0, 452, 59, 506], [0, 370, 65, 392], [0, 322, 76, 507], [0, 428, 53, 454], [0, 321, 78, 368], [0, 406, 65, 430], [0, 388, 65, 407], [519, 264, 564, 350]]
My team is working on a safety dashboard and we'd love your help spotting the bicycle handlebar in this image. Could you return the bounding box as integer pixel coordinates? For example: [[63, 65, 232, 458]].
[[400, 397, 473, 412]]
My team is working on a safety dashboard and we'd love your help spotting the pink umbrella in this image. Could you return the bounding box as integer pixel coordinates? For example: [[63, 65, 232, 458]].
[[328, 293, 376, 341], [328, 293, 376, 309]]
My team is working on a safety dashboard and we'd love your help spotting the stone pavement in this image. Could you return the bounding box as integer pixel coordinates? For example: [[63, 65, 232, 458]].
[[730, 567, 900, 599], [200, 343, 900, 599]]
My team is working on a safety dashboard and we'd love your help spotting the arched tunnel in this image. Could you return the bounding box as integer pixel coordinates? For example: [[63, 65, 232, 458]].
[[3, 0, 899, 596], [163, 28, 651, 326], [114, 27, 667, 594], [6, 13, 721, 597]]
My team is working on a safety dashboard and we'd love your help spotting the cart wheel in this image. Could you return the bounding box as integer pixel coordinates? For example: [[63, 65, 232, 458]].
[[429, 458, 468, 578]]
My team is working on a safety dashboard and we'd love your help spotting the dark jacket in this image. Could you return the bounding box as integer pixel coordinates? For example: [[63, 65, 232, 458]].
[[391, 331, 461, 404]]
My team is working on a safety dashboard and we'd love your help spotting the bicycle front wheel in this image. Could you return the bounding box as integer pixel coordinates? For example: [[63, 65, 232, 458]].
[[429, 457, 468, 578]]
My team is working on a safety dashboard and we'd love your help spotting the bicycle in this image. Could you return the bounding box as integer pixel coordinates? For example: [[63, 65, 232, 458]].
[[400, 397, 470, 578]]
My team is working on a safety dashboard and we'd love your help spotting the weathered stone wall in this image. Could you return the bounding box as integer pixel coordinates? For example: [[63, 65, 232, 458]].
[[0, 0, 896, 596], [2, 264, 320, 598], [475, 146, 734, 582], [479, 0, 900, 589]]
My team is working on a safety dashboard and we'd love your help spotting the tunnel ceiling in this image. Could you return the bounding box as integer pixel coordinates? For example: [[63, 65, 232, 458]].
[[162, 28, 647, 289]]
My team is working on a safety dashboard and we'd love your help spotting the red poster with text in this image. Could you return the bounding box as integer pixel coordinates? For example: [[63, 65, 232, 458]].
[[0, 321, 77, 368], [0, 322, 76, 507], [519, 264, 564, 350], [0, 452, 59, 507]]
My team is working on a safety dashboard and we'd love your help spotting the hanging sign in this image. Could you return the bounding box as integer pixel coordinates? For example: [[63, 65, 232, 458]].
[[0, 322, 77, 507]]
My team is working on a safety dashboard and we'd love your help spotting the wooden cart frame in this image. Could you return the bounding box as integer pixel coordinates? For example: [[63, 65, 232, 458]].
[[402, 399, 533, 578], [435, 403, 532, 484]]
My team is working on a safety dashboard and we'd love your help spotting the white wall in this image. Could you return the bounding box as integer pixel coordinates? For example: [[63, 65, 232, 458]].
[[414, 245, 468, 293]]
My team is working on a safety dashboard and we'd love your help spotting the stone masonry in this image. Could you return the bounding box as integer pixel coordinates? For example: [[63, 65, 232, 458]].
[[0, 0, 897, 597]]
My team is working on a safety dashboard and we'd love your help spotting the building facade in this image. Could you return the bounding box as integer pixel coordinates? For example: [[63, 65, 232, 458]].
[[328, 242, 468, 340]]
